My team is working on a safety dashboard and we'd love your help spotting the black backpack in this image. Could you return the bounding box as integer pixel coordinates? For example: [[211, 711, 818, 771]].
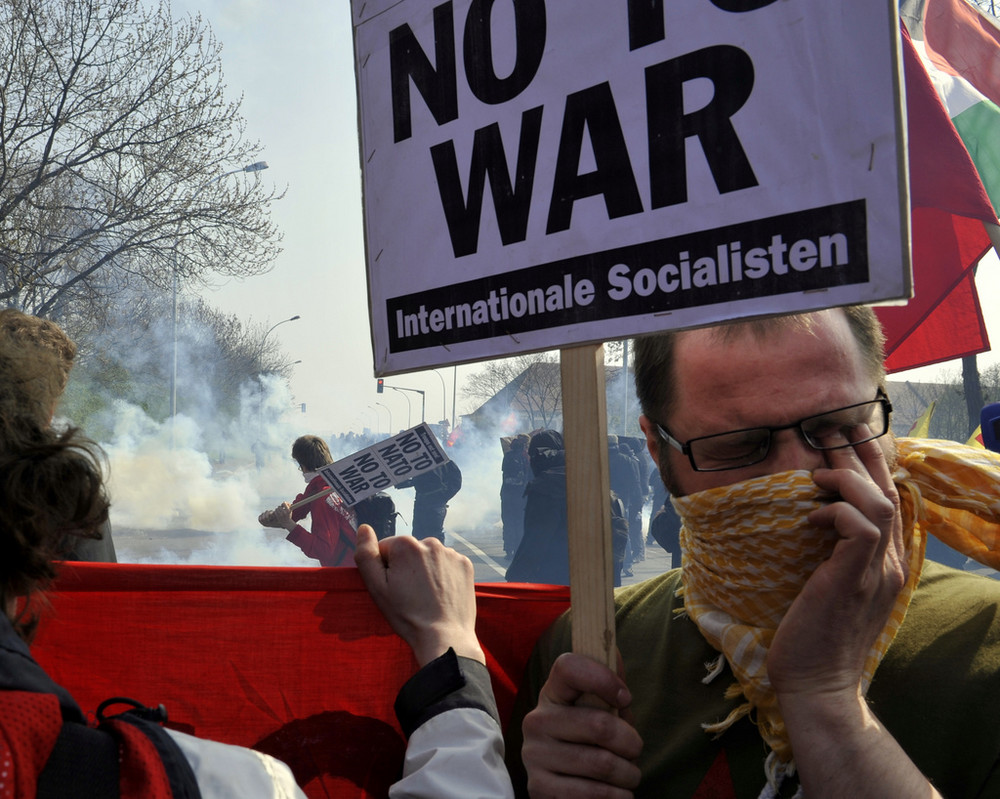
[[0, 693, 201, 799], [438, 460, 463, 503], [354, 492, 398, 540]]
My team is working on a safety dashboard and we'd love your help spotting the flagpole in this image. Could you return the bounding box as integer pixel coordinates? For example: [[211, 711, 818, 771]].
[[986, 221, 1000, 256]]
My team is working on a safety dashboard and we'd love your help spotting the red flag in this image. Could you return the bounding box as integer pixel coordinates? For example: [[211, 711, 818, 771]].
[[876, 24, 997, 372], [31, 564, 569, 799]]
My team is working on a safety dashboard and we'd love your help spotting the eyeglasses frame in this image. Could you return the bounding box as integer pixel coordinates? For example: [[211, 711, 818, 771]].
[[653, 389, 893, 473]]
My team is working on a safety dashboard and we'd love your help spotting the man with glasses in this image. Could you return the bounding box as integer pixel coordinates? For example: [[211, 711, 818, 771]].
[[507, 306, 1000, 799], [652, 390, 891, 475]]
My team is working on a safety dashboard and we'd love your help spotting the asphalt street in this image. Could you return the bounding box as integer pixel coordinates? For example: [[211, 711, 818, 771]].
[[113, 518, 676, 586]]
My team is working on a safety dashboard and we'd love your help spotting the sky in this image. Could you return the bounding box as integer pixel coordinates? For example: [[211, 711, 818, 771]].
[[177, 0, 1000, 439]]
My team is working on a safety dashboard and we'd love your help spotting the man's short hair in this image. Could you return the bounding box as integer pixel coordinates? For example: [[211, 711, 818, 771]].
[[633, 305, 886, 425], [633, 306, 887, 490], [291, 435, 333, 471]]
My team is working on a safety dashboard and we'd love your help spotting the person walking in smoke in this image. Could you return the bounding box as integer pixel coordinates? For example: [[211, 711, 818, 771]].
[[258, 435, 359, 567], [500, 434, 530, 558], [396, 459, 463, 543], [507, 430, 629, 586], [622, 435, 652, 556], [505, 430, 570, 585], [607, 434, 643, 575]]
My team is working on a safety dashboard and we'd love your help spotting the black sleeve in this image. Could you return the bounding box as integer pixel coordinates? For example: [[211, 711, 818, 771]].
[[393, 648, 500, 738]]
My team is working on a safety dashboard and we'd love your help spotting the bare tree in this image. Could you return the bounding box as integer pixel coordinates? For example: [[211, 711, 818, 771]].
[[0, 0, 282, 321], [463, 352, 563, 430], [464, 345, 647, 433], [61, 288, 297, 432]]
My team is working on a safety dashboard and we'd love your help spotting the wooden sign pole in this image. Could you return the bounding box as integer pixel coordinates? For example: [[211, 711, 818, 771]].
[[560, 344, 616, 672]]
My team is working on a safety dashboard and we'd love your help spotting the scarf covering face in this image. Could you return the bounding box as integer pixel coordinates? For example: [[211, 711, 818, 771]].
[[672, 437, 1000, 790]]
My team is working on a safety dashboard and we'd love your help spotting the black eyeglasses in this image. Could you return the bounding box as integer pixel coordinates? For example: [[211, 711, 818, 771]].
[[653, 391, 892, 472]]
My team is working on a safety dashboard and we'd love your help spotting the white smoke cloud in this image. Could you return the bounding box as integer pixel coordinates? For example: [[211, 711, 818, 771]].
[[68, 351, 514, 566], [85, 373, 316, 565], [443, 436, 504, 536]]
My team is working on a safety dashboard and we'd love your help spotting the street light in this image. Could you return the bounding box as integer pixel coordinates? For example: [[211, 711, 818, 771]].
[[391, 387, 412, 428], [389, 385, 425, 424], [171, 160, 271, 426], [259, 315, 301, 366], [431, 369, 448, 423], [376, 401, 392, 434], [256, 315, 301, 430]]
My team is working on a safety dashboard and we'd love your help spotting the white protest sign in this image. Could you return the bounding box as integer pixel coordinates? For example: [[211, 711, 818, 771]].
[[353, 0, 909, 374], [318, 423, 450, 506]]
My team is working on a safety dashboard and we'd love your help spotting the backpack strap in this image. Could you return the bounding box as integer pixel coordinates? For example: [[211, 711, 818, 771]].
[[98, 698, 201, 799], [105, 716, 200, 799], [37, 721, 120, 799], [332, 525, 357, 567]]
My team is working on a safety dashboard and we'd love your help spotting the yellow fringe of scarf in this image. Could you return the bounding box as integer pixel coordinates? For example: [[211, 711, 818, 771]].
[[672, 438, 1000, 786]]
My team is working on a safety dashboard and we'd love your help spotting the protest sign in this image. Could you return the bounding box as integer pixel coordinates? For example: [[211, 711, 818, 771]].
[[317, 423, 449, 506], [353, 0, 908, 374]]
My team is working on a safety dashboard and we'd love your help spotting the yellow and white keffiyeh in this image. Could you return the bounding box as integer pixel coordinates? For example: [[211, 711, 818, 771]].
[[672, 438, 1000, 794]]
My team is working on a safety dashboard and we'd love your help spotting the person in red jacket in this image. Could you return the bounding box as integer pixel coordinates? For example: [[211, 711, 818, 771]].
[[259, 435, 358, 567]]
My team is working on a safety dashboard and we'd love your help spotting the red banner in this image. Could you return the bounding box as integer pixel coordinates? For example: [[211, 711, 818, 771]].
[[31, 564, 569, 799]]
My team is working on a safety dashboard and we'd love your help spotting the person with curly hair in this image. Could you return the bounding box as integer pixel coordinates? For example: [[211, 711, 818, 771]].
[[0, 309, 116, 562]]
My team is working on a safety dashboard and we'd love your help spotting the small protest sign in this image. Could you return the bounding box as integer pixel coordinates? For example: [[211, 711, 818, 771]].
[[317, 423, 449, 506]]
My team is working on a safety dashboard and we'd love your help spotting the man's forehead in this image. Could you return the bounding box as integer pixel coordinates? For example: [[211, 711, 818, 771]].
[[686, 310, 820, 347], [670, 312, 866, 415], [678, 310, 846, 355]]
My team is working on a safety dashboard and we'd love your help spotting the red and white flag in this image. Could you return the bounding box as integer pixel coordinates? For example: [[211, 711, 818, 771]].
[[877, 10, 1000, 372]]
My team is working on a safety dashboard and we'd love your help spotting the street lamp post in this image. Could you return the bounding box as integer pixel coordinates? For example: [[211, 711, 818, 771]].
[[171, 160, 270, 429], [256, 315, 301, 432], [431, 369, 448, 423], [391, 387, 413, 428], [389, 386, 425, 424], [259, 316, 301, 370], [376, 401, 392, 434]]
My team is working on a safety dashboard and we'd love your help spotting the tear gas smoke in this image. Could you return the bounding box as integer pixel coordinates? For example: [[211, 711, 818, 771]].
[[70, 374, 319, 565], [69, 372, 511, 566]]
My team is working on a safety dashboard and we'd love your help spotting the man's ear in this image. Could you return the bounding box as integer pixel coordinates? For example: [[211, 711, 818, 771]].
[[638, 415, 661, 465]]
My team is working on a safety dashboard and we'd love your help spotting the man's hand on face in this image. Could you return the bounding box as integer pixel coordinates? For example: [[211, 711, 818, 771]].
[[521, 652, 643, 799], [767, 428, 907, 700], [765, 428, 943, 799]]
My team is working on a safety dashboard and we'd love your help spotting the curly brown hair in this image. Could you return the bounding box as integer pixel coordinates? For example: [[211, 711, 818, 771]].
[[0, 309, 77, 425]]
